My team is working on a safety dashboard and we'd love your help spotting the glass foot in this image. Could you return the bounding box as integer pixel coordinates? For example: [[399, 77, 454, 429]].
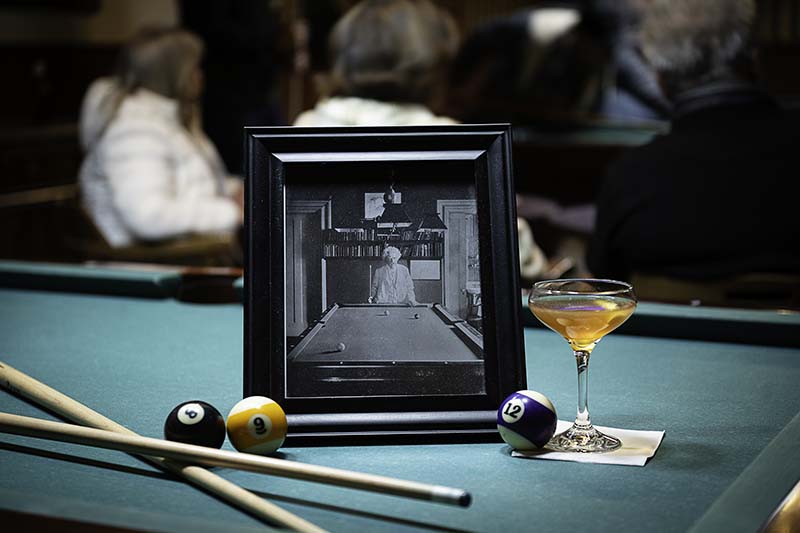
[[547, 424, 622, 453]]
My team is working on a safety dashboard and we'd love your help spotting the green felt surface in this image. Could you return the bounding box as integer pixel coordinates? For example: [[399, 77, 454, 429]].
[[634, 301, 800, 324], [0, 260, 181, 298], [690, 411, 800, 532], [513, 122, 664, 146], [1, 286, 799, 532]]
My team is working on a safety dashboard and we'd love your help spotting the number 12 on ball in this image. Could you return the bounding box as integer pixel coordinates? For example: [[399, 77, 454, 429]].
[[496, 390, 557, 451]]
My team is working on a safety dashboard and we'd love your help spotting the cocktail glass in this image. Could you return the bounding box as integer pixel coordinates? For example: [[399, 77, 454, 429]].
[[528, 279, 637, 452]]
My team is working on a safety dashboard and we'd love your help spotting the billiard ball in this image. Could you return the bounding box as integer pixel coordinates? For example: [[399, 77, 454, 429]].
[[336, 342, 346, 352], [413, 313, 419, 319], [496, 390, 557, 451], [164, 400, 226, 449], [383, 310, 390, 316], [226, 396, 288, 455]]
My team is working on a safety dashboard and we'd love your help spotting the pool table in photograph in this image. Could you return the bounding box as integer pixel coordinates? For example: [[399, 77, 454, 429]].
[[286, 303, 483, 397], [1, 260, 799, 533]]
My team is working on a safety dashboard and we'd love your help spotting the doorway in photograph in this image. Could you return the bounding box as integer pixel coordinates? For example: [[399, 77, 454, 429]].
[[285, 200, 331, 337], [439, 200, 482, 330]]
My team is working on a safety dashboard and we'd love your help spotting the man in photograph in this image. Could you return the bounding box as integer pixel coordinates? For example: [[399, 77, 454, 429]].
[[369, 246, 418, 305]]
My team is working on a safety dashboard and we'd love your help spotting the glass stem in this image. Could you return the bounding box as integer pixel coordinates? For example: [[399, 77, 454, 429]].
[[574, 350, 592, 428]]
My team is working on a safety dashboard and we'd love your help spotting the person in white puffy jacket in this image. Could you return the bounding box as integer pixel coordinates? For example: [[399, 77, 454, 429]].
[[78, 28, 243, 248]]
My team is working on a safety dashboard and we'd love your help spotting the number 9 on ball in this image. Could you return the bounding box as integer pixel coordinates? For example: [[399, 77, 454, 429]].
[[226, 396, 288, 455]]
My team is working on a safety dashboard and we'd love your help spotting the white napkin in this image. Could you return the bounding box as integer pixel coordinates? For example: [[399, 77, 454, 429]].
[[511, 420, 665, 466]]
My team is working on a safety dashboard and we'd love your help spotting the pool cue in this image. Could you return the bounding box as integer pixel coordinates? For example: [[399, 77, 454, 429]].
[[0, 411, 470, 507], [0, 361, 325, 533]]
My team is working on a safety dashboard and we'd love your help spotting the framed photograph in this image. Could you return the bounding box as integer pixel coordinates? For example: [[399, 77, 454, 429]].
[[244, 125, 526, 442]]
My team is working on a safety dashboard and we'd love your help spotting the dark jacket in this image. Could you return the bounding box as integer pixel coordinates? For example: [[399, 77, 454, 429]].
[[588, 82, 800, 281]]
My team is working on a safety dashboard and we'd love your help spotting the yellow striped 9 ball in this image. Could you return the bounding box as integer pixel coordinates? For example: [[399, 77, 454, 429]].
[[226, 396, 288, 455]]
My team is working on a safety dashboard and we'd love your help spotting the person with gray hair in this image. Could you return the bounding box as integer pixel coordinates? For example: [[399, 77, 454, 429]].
[[634, 0, 756, 99], [78, 27, 243, 249], [587, 0, 800, 286], [294, 0, 458, 126], [369, 246, 417, 305]]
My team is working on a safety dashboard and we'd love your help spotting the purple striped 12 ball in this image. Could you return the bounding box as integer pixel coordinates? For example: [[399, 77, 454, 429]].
[[497, 390, 558, 450]]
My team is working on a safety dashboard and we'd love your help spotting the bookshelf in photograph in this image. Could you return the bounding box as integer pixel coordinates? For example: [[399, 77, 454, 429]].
[[322, 229, 444, 259]]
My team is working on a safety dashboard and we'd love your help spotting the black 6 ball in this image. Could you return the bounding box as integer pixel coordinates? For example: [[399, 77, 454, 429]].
[[164, 400, 226, 449]]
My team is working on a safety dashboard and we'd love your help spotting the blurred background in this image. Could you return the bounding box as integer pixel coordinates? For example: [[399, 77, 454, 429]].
[[1, 0, 798, 307]]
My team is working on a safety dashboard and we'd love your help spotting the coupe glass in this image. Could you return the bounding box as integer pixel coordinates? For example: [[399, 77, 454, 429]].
[[528, 279, 636, 452]]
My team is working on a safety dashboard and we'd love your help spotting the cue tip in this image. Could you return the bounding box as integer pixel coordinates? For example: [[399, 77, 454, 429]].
[[458, 491, 472, 507], [431, 486, 472, 507]]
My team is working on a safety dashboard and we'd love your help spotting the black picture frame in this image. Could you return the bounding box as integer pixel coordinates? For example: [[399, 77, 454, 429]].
[[244, 125, 526, 443]]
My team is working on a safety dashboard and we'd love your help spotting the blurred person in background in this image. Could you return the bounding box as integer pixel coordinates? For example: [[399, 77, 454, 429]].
[[445, 0, 669, 126], [293, 0, 458, 126], [588, 0, 800, 282], [78, 28, 243, 250]]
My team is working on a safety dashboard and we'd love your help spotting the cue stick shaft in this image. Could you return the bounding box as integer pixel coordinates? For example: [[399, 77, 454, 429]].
[[0, 411, 470, 507], [0, 361, 326, 533]]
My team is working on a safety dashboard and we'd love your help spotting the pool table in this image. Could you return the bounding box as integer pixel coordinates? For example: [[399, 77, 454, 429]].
[[287, 303, 484, 397], [1, 260, 799, 533]]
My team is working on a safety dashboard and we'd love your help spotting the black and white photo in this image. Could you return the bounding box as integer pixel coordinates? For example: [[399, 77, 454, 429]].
[[285, 173, 485, 398]]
